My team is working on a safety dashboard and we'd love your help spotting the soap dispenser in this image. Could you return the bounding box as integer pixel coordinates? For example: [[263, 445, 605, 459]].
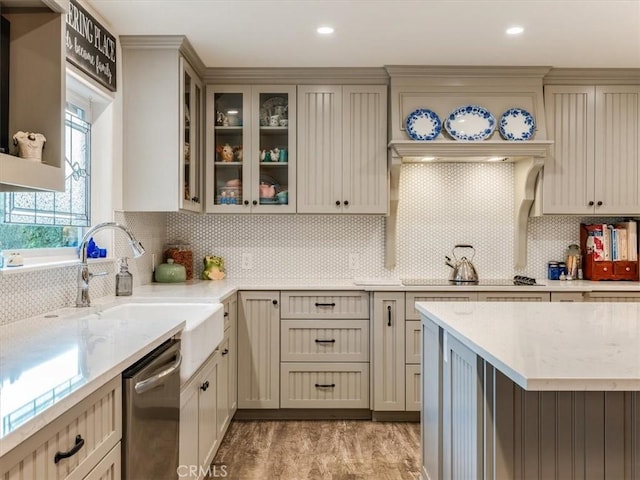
[[116, 257, 133, 296]]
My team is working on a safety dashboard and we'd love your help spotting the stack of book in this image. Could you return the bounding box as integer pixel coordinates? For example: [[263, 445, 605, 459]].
[[583, 221, 638, 261]]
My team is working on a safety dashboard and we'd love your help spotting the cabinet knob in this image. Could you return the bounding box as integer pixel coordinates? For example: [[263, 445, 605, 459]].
[[272, 299, 278, 305], [253, 200, 258, 206], [626, 267, 631, 272], [588, 201, 594, 206], [344, 200, 349, 206], [223, 312, 229, 317], [244, 200, 249, 206], [191, 196, 199, 202], [222, 348, 229, 355], [200, 380, 210, 391], [603, 267, 608, 272], [597, 201, 603, 206], [335, 200, 341, 206]]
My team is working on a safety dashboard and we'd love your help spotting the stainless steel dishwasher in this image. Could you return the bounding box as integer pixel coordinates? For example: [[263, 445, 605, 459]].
[[122, 338, 181, 480]]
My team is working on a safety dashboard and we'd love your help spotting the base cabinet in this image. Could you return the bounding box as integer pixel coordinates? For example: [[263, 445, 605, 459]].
[[180, 350, 220, 479], [0, 376, 122, 480], [179, 295, 237, 479], [238, 291, 281, 408]]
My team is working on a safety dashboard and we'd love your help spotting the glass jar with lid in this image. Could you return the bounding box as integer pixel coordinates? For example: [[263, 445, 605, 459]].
[[164, 242, 193, 280]]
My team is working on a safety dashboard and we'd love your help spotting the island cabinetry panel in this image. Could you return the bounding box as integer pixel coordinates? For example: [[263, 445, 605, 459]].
[[280, 290, 370, 409], [0, 375, 122, 480], [543, 85, 640, 215], [237, 291, 280, 409], [120, 36, 205, 212], [297, 85, 387, 214], [0, 8, 66, 192], [83, 444, 120, 480], [372, 292, 406, 411], [421, 314, 640, 480]]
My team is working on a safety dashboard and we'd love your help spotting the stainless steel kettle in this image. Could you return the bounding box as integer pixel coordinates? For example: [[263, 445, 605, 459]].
[[445, 244, 479, 283]]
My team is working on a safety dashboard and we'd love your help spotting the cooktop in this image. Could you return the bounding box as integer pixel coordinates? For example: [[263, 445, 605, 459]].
[[402, 276, 544, 287]]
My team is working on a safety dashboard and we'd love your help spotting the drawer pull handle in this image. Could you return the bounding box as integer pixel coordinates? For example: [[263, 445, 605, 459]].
[[222, 348, 229, 355], [315, 339, 336, 343], [223, 312, 229, 317], [54, 435, 85, 464], [315, 302, 336, 307], [315, 383, 336, 388], [387, 305, 392, 326], [200, 380, 210, 391]]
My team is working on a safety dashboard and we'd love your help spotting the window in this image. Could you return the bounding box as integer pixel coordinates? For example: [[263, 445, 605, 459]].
[[0, 102, 91, 250]]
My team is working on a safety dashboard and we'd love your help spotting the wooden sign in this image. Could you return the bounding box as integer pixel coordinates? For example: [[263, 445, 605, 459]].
[[65, 0, 117, 92]]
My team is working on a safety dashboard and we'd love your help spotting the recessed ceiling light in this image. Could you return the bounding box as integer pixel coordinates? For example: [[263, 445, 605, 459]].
[[317, 26, 334, 35], [506, 26, 524, 35]]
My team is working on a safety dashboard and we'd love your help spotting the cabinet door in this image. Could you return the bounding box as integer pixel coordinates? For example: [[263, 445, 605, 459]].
[[84, 444, 121, 480], [238, 291, 280, 408], [595, 85, 640, 215], [543, 86, 596, 214], [252, 85, 297, 212], [179, 376, 200, 471], [216, 335, 231, 439], [180, 58, 203, 212], [206, 85, 252, 212], [198, 355, 219, 469], [372, 292, 406, 411], [225, 294, 238, 414], [342, 85, 388, 214], [297, 85, 343, 213], [442, 331, 482, 480]]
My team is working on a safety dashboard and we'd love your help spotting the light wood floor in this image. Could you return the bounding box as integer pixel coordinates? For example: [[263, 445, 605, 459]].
[[211, 420, 421, 480]]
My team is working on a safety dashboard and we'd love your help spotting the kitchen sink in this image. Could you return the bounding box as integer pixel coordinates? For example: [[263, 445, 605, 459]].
[[96, 302, 224, 383]]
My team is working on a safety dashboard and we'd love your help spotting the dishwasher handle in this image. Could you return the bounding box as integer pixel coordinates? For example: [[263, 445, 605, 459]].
[[134, 351, 182, 394]]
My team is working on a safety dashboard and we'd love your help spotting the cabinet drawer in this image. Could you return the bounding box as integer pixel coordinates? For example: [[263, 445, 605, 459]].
[[1, 376, 122, 480], [281, 319, 369, 362], [614, 261, 638, 280], [477, 292, 550, 302], [405, 320, 422, 364], [280, 363, 369, 408], [406, 292, 478, 319], [405, 365, 421, 412], [280, 291, 369, 318]]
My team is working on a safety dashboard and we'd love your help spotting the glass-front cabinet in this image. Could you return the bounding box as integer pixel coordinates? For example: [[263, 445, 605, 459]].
[[206, 85, 296, 213], [181, 59, 203, 212]]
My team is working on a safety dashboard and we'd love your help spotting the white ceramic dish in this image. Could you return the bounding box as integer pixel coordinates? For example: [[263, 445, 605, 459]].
[[444, 105, 496, 141], [405, 108, 442, 140], [499, 107, 535, 141]]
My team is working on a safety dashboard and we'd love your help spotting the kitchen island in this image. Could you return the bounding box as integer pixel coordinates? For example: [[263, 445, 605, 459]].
[[418, 301, 640, 480]]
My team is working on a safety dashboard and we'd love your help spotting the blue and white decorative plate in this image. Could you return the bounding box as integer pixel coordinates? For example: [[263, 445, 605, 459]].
[[405, 108, 442, 140], [499, 108, 535, 141], [444, 105, 496, 141]]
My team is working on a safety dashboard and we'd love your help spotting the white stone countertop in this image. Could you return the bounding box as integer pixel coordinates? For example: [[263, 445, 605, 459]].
[[417, 301, 640, 392], [0, 302, 190, 457]]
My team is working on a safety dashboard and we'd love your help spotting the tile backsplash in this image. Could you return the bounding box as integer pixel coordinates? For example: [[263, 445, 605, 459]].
[[2, 163, 632, 325]]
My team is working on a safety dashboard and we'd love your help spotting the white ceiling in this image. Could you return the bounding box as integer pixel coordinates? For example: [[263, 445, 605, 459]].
[[86, 0, 640, 69]]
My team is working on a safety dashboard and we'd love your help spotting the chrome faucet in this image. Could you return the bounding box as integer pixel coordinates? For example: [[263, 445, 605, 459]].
[[76, 222, 146, 307]]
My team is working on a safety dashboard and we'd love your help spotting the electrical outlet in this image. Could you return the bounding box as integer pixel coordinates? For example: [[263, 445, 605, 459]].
[[241, 253, 253, 270], [348, 253, 360, 270]]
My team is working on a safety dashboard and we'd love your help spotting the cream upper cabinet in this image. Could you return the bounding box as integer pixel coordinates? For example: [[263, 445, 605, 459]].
[[543, 85, 640, 215], [120, 36, 204, 212], [0, 7, 65, 192], [206, 85, 296, 213], [297, 85, 388, 214]]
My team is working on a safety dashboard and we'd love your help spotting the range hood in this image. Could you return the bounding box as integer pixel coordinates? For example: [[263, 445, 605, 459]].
[[384, 66, 553, 270]]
